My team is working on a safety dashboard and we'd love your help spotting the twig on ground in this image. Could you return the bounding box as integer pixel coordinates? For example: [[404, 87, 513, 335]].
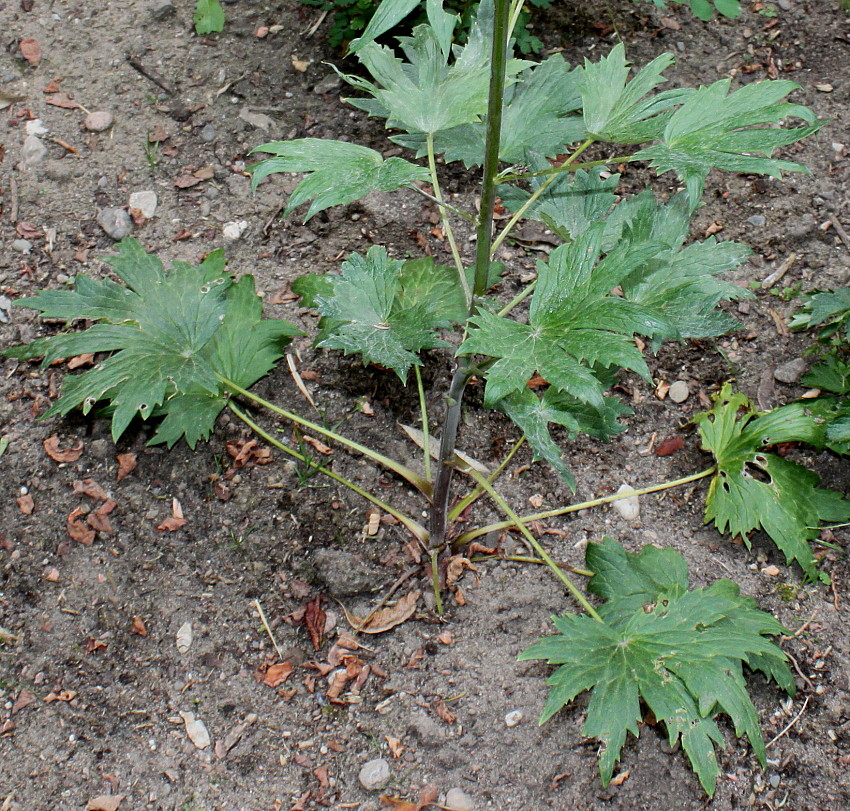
[[827, 212, 850, 254], [766, 695, 810, 749], [286, 353, 317, 409], [9, 177, 17, 223], [784, 650, 815, 692], [126, 56, 176, 94], [253, 599, 284, 660], [761, 253, 797, 289]]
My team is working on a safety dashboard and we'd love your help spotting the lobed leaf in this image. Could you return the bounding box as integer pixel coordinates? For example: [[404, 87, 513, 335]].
[[249, 139, 430, 222], [521, 537, 793, 796], [194, 0, 225, 34]]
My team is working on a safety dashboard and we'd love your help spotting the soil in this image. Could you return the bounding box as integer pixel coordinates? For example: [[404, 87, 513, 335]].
[[1, 1, 850, 810]]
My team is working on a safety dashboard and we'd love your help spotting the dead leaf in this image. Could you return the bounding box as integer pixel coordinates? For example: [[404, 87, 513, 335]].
[[385, 735, 404, 759], [434, 698, 457, 725], [73, 478, 109, 500], [174, 173, 202, 189], [301, 435, 333, 455], [130, 616, 148, 636], [343, 590, 420, 634], [262, 662, 294, 688], [19, 38, 41, 66], [67, 353, 95, 369], [116, 452, 137, 482], [42, 78, 60, 93], [609, 769, 630, 786], [86, 796, 124, 811], [226, 438, 272, 469], [214, 713, 257, 759], [44, 689, 77, 702], [291, 56, 311, 72], [179, 710, 211, 749], [305, 596, 326, 651], [16, 494, 34, 514], [85, 637, 108, 653], [0, 719, 15, 735], [44, 435, 83, 462], [380, 783, 439, 811], [45, 92, 80, 109], [193, 166, 215, 180], [43, 566, 60, 582], [437, 632, 454, 645], [704, 221, 724, 237], [67, 507, 95, 545], [157, 497, 186, 532], [87, 500, 116, 534], [445, 556, 477, 588], [148, 124, 169, 143], [365, 509, 380, 536], [11, 689, 37, 715], [660, 16, 681, 30], [654, 436, 685, 457], [466, 542, 496, 556], [313, 765, 330, 787], [176, 621, 193, 653]]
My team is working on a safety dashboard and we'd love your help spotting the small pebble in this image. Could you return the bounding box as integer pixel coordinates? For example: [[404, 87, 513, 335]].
[[769, 774, 781, 788], [97, 207, 134, 240], [84, 111, 114, 132], [200, 123, 217, 142], [11, 239, 33, 254], [358, 758, 390, 791], [612, 484, 640, 521], [25, 119, 49, 136], [129, 190, 158, 219], [20, 135, 48, 168], [668, 380, 690, 403], [223, 220, 248, 240], [504, 710, 523, 728], [150, 1, 176, 21], [748, 214, 766, 227], [774, 357, 807, 384], [445, 787, 475, 811]]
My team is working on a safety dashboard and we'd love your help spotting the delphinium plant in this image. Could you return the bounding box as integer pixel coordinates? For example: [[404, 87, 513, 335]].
[[8, 0, 848, 794]]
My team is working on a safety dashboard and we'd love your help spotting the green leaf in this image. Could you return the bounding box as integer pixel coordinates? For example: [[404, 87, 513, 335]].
[[460, 226, 666, 408], [313, 246, 449, 382], [694, 383, 850, 577], [790, 287, 850, 340], [521, 537, 794, 796], [291, 273, 334, 309], [576, 43, 693, 144], [249, 139, 430, 222], [395, 257, 468, 324], [194, 0, 224, 35], [349, 0, 421, 52], [5, 239, 299, 447], [802, 354, 850, 395], [635, 79, 822, 201]]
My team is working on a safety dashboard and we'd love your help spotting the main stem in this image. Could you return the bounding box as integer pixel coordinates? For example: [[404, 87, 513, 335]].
[[428, 0, 511, 551]]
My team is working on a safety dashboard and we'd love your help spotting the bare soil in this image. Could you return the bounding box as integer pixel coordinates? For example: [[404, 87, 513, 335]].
[[1, 1, 849, 810]]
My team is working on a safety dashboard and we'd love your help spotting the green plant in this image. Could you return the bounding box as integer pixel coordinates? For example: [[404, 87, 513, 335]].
[[6, 0, 845, 795], [194, 0, 224, 35]]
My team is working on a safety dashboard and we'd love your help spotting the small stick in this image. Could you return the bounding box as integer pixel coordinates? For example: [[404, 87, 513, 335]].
[[9, 177, 18, 223], [253, 599, 284, 660], [761, 253, 797, 289], [828, 212, 850, 253], [784, 651, 815, 692], [52, 138, 78, 155], [286, 353, 317, 409], [303, 8, 329, 37], [126, 56, 176, 95], [765, 695, 810, 749]]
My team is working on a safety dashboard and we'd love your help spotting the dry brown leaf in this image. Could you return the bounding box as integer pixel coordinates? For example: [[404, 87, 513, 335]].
[[43, 566, 60, 582], [193, 166, 215, 180], [86, 500, 116, 534], [16, 494, 34, 515], [73, 478, 109, 500], [44, 435, 83, 462], [313, 765, 330, 788], [11, 689, 37, 715], [609, 770, 630, 786], [305, 596, 326, 651], [262, 662, 294, 688], [157, 498, 186, 532], [344, 590, 420, 634], [445, 556, 477, 588], [655, 436, 684, 457], [45, 92, 80, 109], [19, 38, 41, 66], [67, 507, 95, 545], [301, 435, 333, 455], [176, 621, 193, 653], [434, 698, 457, 725], [67, 353, 95, 369], [179, 711, 211, 749], [437, 632, 454, 645], [148, 124, 169, 143], [214, 713, 257, 759], [385, 735, 404, 759], [174, 173, 202, 189], [466, 542, 496, 556], [86, 796, 124, 811], [379, 798, 419, 811], [115, 452, 137, 482], [44, 689, 77, 703], [130, 616, 148, 636], [85, 637, 108, 653], [42, 78, 60, 93]]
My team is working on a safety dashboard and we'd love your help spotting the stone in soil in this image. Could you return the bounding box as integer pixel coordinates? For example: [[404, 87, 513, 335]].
[[612, 484, 640, 521], [668, 380, 690, 403], [774, 357, 807, 384], [129, 190, 158, 219], [358, 758, 390, 791], [504, 710, 523, 727], [445, 788, 475, 811], [223, 220, 248, 240], [97, 207, 134, 240], [200, 123, 217, 142], [20, 135, 48, 168], [11, 239, 33, 254], [84, 111, 114, 132]]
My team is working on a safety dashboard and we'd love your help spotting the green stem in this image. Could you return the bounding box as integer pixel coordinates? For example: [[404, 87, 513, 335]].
[[427, 132, 471, 305], [414, 365, 431, 483], [506, 0, 524, 43], [498, 154, 637, 184], [491, 138, 595, 256], [497, 278, 537, 318], [430, 549, 444, 616], [410, 184, 476, 224], [472, 553, 594, 578], [448, 435, 526, 522], [228, 402, 429, 544], [466, 468, 602, 621], [455, 467, 717, 544], [220, 376, 433, 499]]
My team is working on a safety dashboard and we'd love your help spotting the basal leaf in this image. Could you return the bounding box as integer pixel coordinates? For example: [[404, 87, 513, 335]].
[[576, 43, 692, 144], [635, 79, 822, 201], [249, 139, 430, 221], [194, 0, 225, 35], [314, 246, 449, 382], [5, 239, 299, 447], [521, 538, 793, 796], [694, 383, 850, 578]]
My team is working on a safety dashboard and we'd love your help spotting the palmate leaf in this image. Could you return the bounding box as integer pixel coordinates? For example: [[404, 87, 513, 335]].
[[576, 43, 693, 144], [789, 287, 850, 341], [313, 247, 451, 382], [635, 78, 823, 201], [5, 239, 299, 447], [694, 384, 850, 579], [460, 225, 668, 409], [249, 139, 430, 222], [521, 537, 793, 796]]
